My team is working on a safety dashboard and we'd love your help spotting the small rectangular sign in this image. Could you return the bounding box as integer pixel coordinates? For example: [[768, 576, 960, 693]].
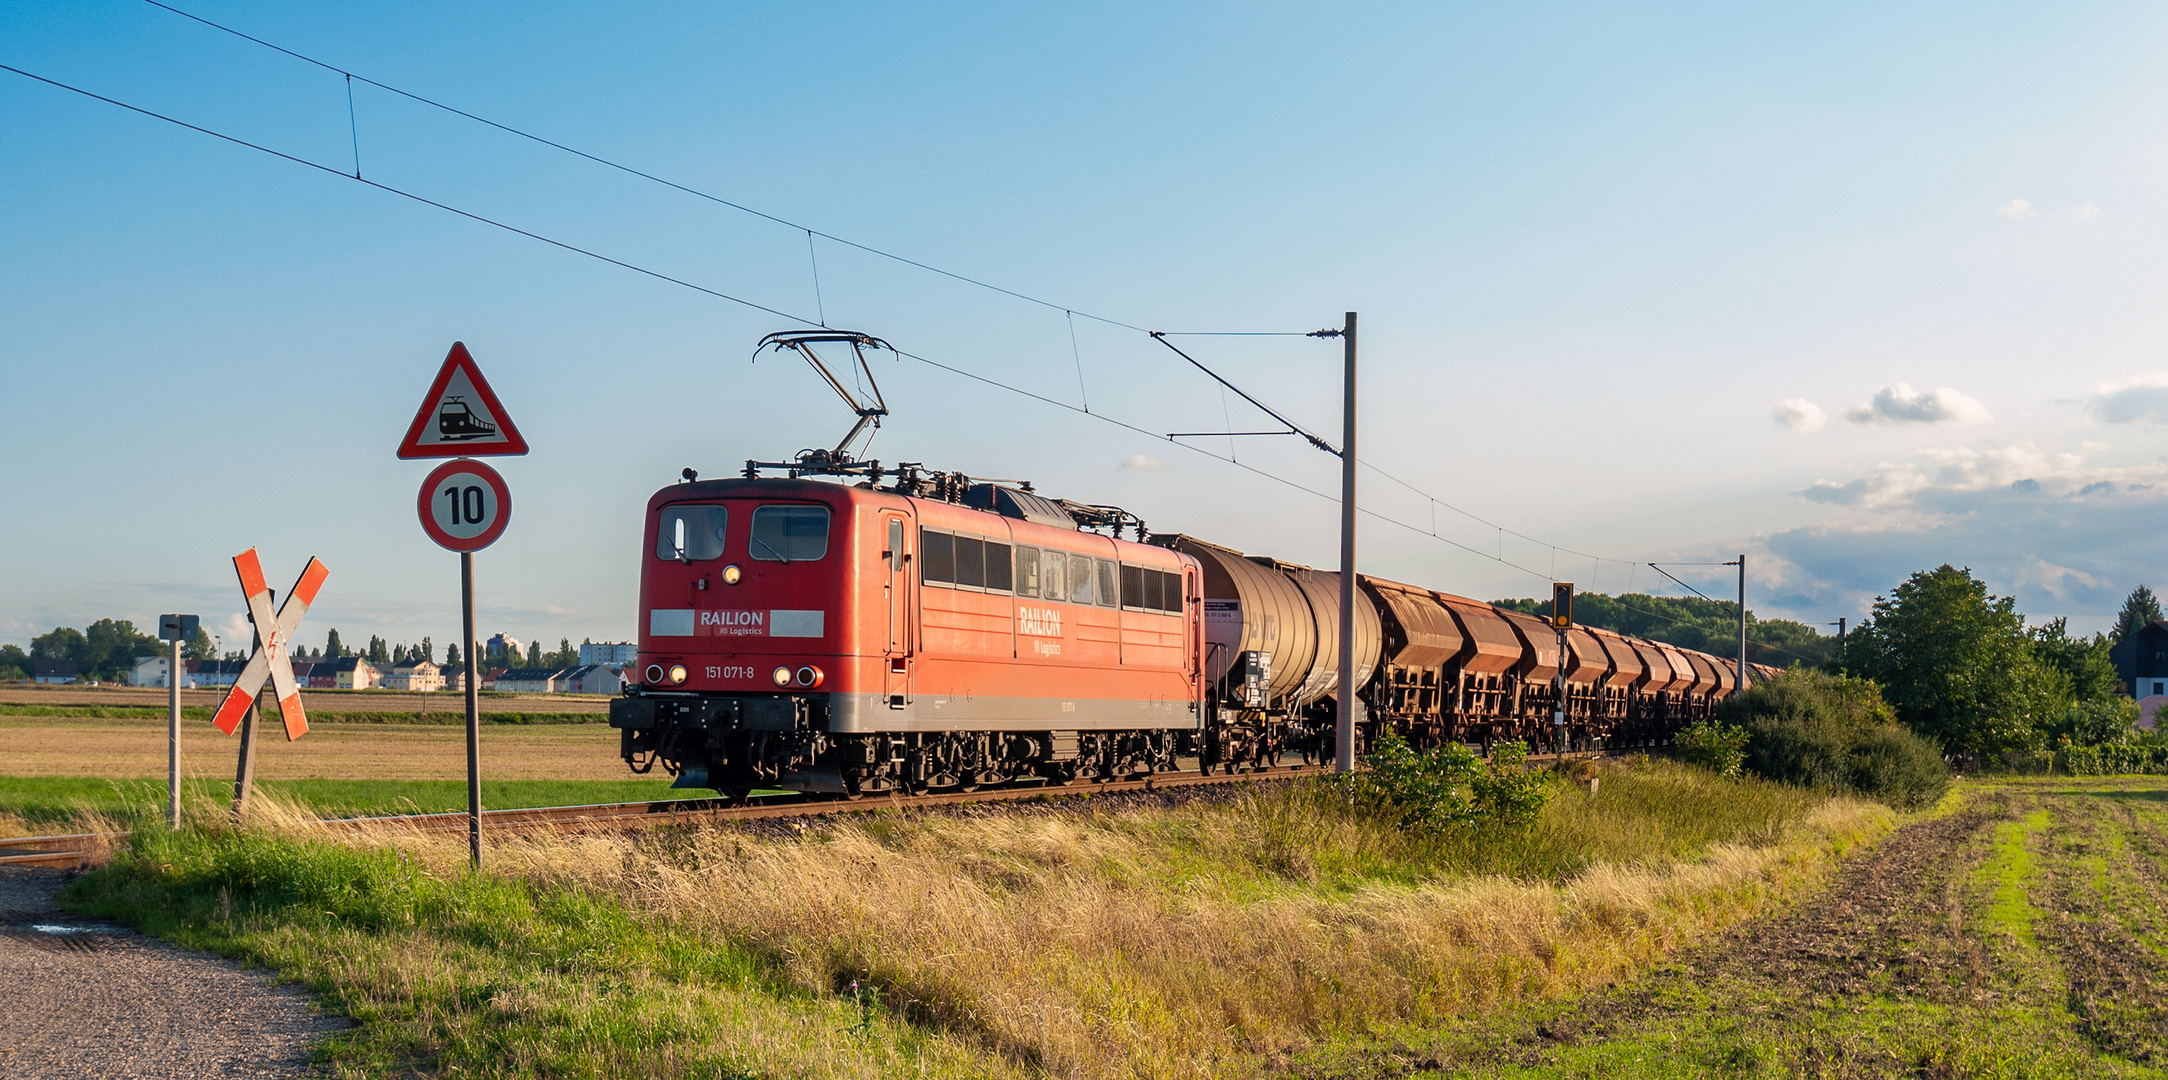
[[157, 614, 199, 642]]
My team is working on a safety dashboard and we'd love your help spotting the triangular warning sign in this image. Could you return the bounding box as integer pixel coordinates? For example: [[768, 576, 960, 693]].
[[396, 342, 529, 459]]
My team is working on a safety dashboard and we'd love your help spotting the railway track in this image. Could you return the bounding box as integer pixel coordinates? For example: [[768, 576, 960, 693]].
[[0, 762, 1326, 870]]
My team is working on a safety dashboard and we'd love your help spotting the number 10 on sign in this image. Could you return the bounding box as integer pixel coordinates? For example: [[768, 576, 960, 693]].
[[418, 459, 511, 552]]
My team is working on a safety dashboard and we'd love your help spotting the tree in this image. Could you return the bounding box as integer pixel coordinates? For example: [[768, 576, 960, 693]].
[[418, 637, 433, 664], [325, 628, 344, 659], [2115, 585, 2163, 642], [2031, 618, 2119, 704], [1493, 590, 1835, 668], [367, 635, 390, 664], [525, 640, 543, 667], [182, 626, 215, 660], [30, 626, 86, 665], [1841, 565, 2066, 757], [0, 644, 27, 680], [445, 641, 460, 668]]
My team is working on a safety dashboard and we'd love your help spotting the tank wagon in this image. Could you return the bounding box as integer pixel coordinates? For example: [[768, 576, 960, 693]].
[[610, 472, 1757, 795]]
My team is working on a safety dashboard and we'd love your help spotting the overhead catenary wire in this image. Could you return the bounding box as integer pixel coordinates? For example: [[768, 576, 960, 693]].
[[0, 56, 1720, 593], [122, 0, 1681, 577], [133, 0, 1154, 335]]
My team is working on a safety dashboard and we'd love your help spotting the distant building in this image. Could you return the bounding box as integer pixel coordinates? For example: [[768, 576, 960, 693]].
[[495, 667, 571, 693], [382, 659, 444, 692], [185, 659, 246, 688], [564, 663, 626, 695], [2113, 620, 2168, 728], [579, 642, 638, 665], [311, 657, 381, 690], [33, 659, 79, 684], [131, 655, 193, 689]]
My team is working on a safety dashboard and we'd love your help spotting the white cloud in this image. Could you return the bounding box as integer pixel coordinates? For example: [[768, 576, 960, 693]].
[[1119, 454, 1168, 471], [2012, 555, 2108, 602], [1842, 382, 1992, 426], [2076, 202, 2104, 220], [2087, 373, 2168, 426], [1797, 441, 2168, 510], [1997, 198, 2035, 219], [1772, 398, 1827, 433]]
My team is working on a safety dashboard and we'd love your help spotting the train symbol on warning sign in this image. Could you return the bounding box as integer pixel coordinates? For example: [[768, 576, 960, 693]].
[[437, 396, 498, 440], [397, 343, 529, 459]]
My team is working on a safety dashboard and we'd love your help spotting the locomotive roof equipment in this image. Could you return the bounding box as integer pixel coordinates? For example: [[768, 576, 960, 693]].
[[745, 330, 897, 481]]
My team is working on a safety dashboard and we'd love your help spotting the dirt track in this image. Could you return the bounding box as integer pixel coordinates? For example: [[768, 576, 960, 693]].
[[1325, 779, 2168, 1078], [0, 867, 343, 1078]]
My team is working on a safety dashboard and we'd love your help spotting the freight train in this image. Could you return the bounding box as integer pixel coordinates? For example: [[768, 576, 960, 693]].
[[607, 464, 1776, 797]]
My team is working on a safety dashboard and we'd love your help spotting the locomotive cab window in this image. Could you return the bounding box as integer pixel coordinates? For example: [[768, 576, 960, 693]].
[[655, 505, 727, 562], [985, 542, 1013, 592], [1096, 560, 1118, 608], [749, 505, 830, 562]]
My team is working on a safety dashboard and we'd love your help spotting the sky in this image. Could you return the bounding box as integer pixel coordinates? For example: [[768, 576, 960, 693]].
[[4, 0, 2166, 658]]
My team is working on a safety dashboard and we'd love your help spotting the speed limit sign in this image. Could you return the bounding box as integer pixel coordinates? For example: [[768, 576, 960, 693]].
[[417, 459, 512, 552]]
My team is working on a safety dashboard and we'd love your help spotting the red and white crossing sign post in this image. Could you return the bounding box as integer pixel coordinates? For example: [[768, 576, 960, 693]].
[[211, 548, 330, 820], [399, 341, 526, 868]]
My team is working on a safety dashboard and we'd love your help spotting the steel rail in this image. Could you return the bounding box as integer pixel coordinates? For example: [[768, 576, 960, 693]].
[[0, 763, 1330, 869]]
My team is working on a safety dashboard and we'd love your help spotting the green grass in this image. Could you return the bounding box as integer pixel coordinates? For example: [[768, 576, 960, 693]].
[[1981, 807, 2050, 947], [0, 776, 692, 830], [0, 702, 604, 723]]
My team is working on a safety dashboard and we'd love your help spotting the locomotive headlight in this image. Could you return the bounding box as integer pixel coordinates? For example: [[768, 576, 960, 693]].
[[721, 564, 742, 585], [644, 663, 665, 684], [668, 664, 688, 685], [795, 665, 823, 688], [771, 665, 793, 687]]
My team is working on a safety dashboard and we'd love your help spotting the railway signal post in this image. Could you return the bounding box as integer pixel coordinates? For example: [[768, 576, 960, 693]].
[[1551, 582, 1573, 762], [400, 342, 526, 870], [157, 613, 197, 827]]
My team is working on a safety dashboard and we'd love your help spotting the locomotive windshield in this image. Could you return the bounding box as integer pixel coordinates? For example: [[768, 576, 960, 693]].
[[749, 505, 830, 562], [655, 505, 727, 561]]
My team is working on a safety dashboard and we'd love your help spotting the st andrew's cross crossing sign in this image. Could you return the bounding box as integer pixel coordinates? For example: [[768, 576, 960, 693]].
[[210, 548, 330, 741], [395, 342, 529, 459]]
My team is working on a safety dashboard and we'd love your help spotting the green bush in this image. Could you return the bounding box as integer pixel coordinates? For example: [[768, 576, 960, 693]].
[[1337, 732, 1551, 834], [1674, 719, 1749, 777], [1716, 671, 1948, 808]]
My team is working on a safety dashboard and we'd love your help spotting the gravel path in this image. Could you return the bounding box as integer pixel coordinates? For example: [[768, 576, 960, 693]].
[[0, 867, 345, 1079]]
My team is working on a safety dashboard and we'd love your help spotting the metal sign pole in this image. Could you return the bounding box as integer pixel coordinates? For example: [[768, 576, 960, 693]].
[[232, 695, 258, 821], [462, 550, 482, 869], [1335, 311, 1358, 774], [1554, 626, 1568, 761], [168, 636, 182, 828]]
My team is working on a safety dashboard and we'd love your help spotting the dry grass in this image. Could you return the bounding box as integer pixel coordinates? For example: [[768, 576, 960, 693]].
[[234, 761, 1891, 1078]]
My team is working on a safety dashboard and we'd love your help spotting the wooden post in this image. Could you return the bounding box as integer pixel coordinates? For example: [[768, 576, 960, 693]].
[[232, 694, 258, 821]]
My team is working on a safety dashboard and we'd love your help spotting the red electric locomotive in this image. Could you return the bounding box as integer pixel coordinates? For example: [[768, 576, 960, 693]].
[[609, 470, 1204, 796]]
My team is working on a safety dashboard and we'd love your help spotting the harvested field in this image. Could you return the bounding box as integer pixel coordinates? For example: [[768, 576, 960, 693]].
[[0, 714, 627, 781], [0, 684, 610, 715]]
